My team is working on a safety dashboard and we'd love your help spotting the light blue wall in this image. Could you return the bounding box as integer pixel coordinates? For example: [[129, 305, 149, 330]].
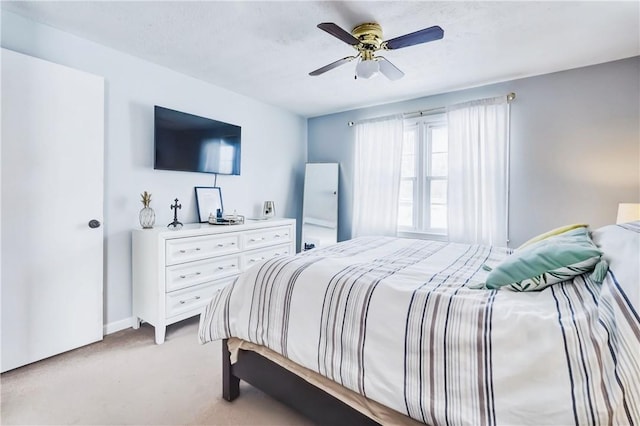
[[1, 11, 307, 327], [3, 8, 638, 328], [308, 57, 640, 247]]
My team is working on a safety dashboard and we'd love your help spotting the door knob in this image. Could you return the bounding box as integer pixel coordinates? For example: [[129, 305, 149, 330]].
[[88, 219, 101, 229]]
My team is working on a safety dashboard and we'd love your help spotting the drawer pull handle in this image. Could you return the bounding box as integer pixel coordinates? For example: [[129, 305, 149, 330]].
[[250, 256, 265, 263], [179, 248, 201, 254], [179, 272, 201, 279], [217, 264, 236, 270], [217, 243, 224, 247], [179, 295, 201, 305], [250, 237, 265, 242], [275, 234, 281, 238]]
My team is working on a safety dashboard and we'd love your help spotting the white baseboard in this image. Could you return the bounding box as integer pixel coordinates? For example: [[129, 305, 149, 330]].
[[103, 317, 135, 335]]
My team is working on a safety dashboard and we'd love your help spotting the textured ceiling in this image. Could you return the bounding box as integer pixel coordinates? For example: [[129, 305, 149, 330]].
[[2, 1, 639, 117]]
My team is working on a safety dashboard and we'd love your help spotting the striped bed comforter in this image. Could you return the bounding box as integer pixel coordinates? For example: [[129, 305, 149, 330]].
[[199, 225, 640, 425]]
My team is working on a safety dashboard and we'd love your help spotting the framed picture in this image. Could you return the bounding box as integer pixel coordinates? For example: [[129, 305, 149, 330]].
[[194, 187, 223, 223]]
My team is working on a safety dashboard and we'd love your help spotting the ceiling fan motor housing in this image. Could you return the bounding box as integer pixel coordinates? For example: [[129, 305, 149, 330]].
[[351, 23, 384, 52]]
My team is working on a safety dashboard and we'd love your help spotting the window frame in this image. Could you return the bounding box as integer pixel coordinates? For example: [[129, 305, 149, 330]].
[[397, 113, 448, 239]]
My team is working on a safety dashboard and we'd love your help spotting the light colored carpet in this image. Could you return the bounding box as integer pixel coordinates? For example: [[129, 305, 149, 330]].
[[0, 318, 313, 425]]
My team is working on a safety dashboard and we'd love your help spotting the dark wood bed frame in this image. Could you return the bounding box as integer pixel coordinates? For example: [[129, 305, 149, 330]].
[[221, 339, 380, 425]]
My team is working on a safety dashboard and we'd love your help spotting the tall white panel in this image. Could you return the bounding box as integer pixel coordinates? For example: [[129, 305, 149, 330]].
[[302, 163, 339, 250], [1, 49, 104, 372]]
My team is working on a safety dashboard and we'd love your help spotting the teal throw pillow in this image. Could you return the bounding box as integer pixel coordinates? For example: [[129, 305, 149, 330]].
[[484, 227, 602, 291]]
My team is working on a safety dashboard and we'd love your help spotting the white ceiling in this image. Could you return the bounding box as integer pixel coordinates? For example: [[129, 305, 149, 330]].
[[2, 1, 639, 117]]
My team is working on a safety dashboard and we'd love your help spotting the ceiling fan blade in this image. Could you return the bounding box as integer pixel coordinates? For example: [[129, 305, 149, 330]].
[[309, 56, 356, 76], [384, 25, 444, 50], [317, 23, 360, 46], [377, 57, 405, 81]]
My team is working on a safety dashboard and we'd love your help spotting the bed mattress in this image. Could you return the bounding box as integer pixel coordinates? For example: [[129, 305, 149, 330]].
[[200, 228, 639, 425]]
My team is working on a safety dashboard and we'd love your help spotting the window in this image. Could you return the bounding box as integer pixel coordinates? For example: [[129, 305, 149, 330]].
[[398, 114, 448, 235]]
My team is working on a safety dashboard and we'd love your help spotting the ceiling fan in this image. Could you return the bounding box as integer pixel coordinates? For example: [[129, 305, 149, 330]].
[[309, 22, 444, 81]]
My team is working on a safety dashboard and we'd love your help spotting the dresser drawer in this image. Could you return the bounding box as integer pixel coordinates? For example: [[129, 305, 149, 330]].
[[165, 254, 241, 292], [165, 233, 240, 266], [242, 243, 293, 271], [165, 277, 235, 319], [243, 226, 292, 250]]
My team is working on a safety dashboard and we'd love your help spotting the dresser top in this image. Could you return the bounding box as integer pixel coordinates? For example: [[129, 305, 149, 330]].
[[132, 218, 295, 240]]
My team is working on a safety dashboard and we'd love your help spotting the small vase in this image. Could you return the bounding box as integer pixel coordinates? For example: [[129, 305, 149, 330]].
[[139, 206, 155, 229]]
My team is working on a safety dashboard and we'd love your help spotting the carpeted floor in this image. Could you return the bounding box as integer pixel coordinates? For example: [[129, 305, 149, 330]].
[[0, 318, 312, 425]]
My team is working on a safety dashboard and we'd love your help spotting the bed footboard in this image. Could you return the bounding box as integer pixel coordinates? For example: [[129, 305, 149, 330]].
[[220, 339, 379, 425]]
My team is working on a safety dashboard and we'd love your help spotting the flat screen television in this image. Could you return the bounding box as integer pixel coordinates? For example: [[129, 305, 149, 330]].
[[154, 106, 241, 175]]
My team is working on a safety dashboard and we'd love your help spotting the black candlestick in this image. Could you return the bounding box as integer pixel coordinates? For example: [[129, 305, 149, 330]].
[[167, 198, 183, 229]]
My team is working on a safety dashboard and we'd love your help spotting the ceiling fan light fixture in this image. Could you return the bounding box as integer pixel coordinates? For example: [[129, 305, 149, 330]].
[[355, 58, 380, 79]]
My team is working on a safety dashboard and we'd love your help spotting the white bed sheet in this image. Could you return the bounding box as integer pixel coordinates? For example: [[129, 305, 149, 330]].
[[201, 228, 640, 425]]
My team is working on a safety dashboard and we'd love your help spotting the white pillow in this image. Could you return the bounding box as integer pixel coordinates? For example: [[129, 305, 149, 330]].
[[590, 221, 640, 311]]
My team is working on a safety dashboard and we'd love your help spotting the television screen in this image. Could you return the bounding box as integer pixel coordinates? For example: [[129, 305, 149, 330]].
[[154, 106, 241, 175]]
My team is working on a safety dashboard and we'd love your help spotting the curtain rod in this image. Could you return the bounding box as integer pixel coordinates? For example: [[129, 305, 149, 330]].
[[347, 92, 516, 127]]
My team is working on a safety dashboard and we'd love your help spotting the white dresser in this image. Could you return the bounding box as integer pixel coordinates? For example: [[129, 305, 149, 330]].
[[132, 218, 296, 343]]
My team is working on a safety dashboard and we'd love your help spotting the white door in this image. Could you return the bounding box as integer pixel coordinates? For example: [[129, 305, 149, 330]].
[[1, 49, 104, 372]]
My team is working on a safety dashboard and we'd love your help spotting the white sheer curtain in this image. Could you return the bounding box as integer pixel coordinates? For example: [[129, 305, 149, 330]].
[[447, 96, 510, 246], [352, 115, 404, 238]]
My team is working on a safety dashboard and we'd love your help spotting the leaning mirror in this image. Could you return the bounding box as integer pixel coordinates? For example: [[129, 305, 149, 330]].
[[194, 186, 223, 223], [301, 163, 339, 251]]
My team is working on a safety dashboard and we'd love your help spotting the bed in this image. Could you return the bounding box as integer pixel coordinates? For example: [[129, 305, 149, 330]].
[[199, 222, 640, 425]]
